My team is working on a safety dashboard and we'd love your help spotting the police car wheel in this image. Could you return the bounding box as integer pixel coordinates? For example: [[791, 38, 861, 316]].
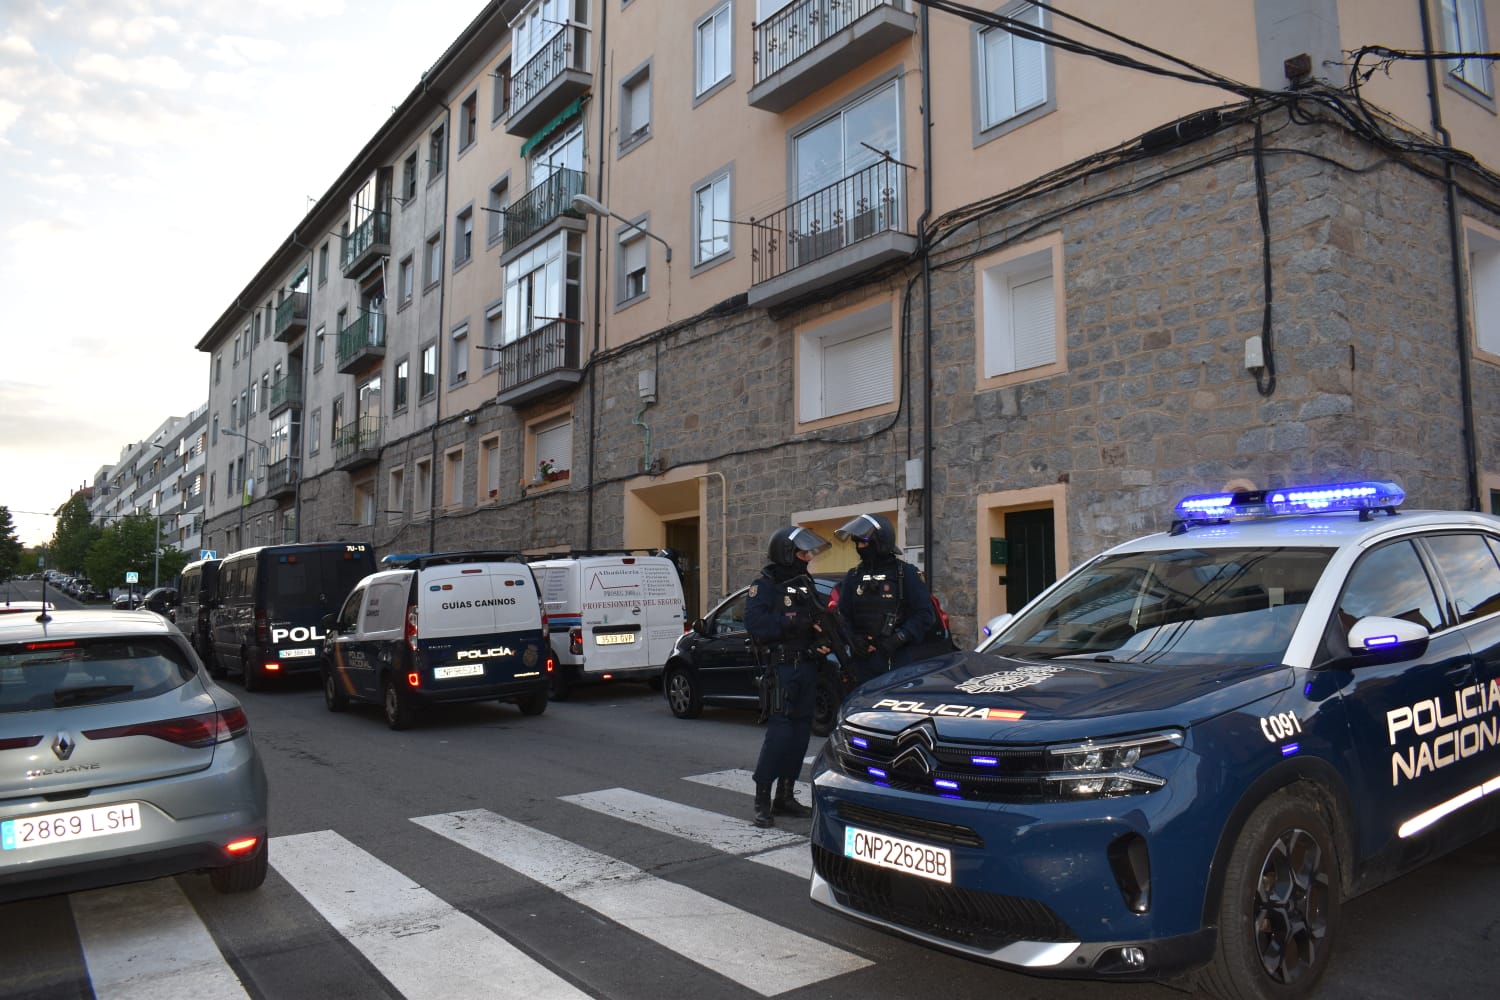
[[811, 673, 840, 738], [664, 664, 702, 719], [516, 689, 548, 716], [1203, 788, 1340, 1000], [324, 668, 349, 712], [383, 677, 414, 730]]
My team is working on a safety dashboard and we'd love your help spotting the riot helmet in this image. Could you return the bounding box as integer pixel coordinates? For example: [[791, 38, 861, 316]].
[[767, 525, 831, 568], [834, 513, 899, 558]]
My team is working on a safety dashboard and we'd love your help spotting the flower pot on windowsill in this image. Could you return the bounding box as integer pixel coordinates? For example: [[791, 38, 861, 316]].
[[544, 469, 570, 483]]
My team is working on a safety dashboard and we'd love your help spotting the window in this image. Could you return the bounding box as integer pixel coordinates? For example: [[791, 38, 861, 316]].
[[492, 59, 511, 121], [330, 396, 344, 450], [797, 300, 895, 423], [429, 124, 446, 180], [353, 480, 375, 526], [388, 467, 405, 521], [459, 91, 478, 151], [318, 242, 329, 284], [252, 312, 261, 344], [503, 231, 582, 342], [1468, 220, 1500, 360], [693, 170, 731, 267], [414, 457, 432, 512], [480, 435, 501, 500], [976, 2, 1050, 138], [482, 301, 504, 369], [1425, 533, 1500, 624], [1339, 541, 1443, 633], [695, 2, 732, 99], [531, 415, 572, 482], [211, 414, 219, 445], [618, 225, 649, 305], [1443, 0, 1494, 97], [309, 409, 321, 454], [791, 80, 902, 254], [619, 61, 652, 152], [444, 447, 465, 509], [420, 343, 438, 398], [230, 398, 238, 429], [233, 333, 241, 363], [487, 178, 509, 246], [394, 358, 410, 411], [402, 153, 418, 204], [450, 324, 469, 384], [313, 325, 326, 370], [454, 207, 474, 267], [238, 391, 247, 426], [978, 236, 1062, 384], [425, 232, 442, 287], [399, 255, 415, 306], [214, 353, 222, 384]]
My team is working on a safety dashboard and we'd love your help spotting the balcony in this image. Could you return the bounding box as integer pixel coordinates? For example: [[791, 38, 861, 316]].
[[749, 0, 916, 113], [495, 319, 583, 407], [506, 25, 592, 137], [273, 292, 308, 343], [333, 417, 381, 472], [503, 168, 587, 254], [266, 457, 297, 499], [749, 158, 916, 309], [268, 373, 302, 417], [340, 211, 391, 278], [337, 311, 386, 374]]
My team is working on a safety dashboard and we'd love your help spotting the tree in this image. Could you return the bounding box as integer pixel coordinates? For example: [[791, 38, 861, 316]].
[[51, 495, 101, 574], [0, 506, 22, 580], [84, 513, 192, 593]]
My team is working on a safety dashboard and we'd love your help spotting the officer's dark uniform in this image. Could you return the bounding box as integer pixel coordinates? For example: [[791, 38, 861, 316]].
[[747, 525, 830, 828], [835, 514, 937, 686]]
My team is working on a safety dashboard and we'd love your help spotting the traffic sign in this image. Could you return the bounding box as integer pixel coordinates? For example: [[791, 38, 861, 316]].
[[201, 549, 217, 560], [125, 572, 139, 584]]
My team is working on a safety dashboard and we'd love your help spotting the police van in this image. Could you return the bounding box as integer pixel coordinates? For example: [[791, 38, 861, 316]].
[[529, 552, 686, 698], [209, 542, 375, 690], [322, 552, 552, 729], [809, 481, 1500, 999], [176, 556, 221, 666]]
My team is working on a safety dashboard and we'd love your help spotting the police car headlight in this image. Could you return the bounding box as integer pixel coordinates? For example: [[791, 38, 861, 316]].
[[1045, 730, 1183, 798]]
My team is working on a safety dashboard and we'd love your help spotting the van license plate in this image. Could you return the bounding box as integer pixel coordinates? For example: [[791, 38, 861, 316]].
[[434, 663, 486, 679], [3, 803, 142, 851], [595, 633, 635, 646], [844, 825, 951, 884]]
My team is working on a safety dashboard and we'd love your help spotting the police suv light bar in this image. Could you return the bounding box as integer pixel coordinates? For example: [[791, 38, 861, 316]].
[[1173, 480, 1405, 526]]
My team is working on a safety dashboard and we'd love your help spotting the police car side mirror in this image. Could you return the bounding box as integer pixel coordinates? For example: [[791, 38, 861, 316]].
[[977, 613, 1013, 650], [321, 613, 340, 635], [1344, 616, 1430, 666]]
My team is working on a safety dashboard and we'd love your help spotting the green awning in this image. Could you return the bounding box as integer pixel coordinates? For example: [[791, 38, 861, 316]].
[[520, 97, 583, 159], [289, 265, 309, 290]]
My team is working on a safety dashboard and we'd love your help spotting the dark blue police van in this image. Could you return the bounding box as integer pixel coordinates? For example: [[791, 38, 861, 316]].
[[809, 481, 1500, 999]]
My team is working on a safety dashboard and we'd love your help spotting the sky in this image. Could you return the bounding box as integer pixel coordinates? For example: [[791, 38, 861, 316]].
[[0, 0, 493, 546]]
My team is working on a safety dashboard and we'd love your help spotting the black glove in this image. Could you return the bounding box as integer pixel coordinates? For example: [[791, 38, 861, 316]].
[[875, 632, 908, 660]]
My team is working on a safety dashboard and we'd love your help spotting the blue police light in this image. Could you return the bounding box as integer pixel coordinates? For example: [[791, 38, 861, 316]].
[[1280, 742, 1301, 757], [851, 736, 870, 749], [1174, 480, 1404, 523], [970, 756, 999, 767], [1364, 633, 1401, 648], [868, 767, 888, 779], [934, 779, 960, 791]]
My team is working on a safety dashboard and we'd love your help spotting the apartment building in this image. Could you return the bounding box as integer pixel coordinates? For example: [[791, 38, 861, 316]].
[[89, 404, 209, 563], [195, 0, 1500, 639]]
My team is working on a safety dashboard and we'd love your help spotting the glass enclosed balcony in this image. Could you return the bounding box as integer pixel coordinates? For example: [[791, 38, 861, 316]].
[[340, 211, 391, 278]]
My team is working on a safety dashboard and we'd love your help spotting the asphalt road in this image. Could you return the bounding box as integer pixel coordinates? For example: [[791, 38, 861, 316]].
[[3, 579, 1499, 998]]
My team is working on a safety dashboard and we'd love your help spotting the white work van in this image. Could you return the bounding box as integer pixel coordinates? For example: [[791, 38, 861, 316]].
[[528, 553, 686, 698]]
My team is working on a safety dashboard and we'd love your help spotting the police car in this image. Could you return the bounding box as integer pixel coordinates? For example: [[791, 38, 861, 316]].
[[808, 481, 1500, 999]]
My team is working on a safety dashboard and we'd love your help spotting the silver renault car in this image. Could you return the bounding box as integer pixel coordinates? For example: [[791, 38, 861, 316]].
[[0, 608, 268, 902]]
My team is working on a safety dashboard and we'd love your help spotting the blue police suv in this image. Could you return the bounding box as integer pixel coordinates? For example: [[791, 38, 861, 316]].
[[809, 481, 1500, 999]]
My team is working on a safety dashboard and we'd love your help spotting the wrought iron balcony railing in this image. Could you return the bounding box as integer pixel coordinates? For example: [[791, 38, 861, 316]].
[[340, 211, 391, 275], [751, 158, 905, 285], [333, 416, 382, 469], [509, 25, 591, 121], [336, 310, 386, 372], [753, 0, 903, 82], [498, 319, 581, 394], [273, 291, 308, 342], [268, 373, 302, 412], [504, 168, 586, 249]]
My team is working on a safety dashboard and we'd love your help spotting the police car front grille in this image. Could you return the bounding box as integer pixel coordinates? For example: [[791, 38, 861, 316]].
[[834, 802, 984, 849], [812, 844, 1076, 948], [832, 725, 1051, 802]]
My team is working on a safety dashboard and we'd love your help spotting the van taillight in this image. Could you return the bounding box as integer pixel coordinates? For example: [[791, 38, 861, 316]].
[[405, 604, 419, 651], [569, 627, 582, 655], [254, 609, 269, 646], [541, 611, 550, 638]]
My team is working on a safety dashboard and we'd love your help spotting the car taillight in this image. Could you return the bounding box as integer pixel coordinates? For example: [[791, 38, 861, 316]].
[[569, 627, 582, 655], [545, 655, 555, 674], [226, 837, 259, 855], [406, 604, 419, 651], [254, 609, 269, 646], [85, 707, 249, 748], [0, 735, 44, 751], [407, 672, 420, 688]]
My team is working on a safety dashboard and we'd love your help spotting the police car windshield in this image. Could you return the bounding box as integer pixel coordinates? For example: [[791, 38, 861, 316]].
[[991, 547, 1333, 666]]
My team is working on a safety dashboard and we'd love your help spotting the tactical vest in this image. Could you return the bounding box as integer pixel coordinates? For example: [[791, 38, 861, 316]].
[[771, 575, 820, 655], [848, 565, 904, 637]]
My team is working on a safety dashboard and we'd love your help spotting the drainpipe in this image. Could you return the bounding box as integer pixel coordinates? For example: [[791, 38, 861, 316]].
[[236, 298, 253, 549], [422, 72, 452, 550], [1419, 2, 1481, 511], [290, 232, 314, 543], [918, 6, 937, 587], [586, 2, 609, 551]]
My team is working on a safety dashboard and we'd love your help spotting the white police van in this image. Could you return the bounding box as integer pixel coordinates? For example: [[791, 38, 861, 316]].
[[322, 552, 552, 729], [529, 552, 686, 698]]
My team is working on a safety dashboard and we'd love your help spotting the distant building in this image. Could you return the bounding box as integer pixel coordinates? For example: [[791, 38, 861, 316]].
[[89, 403, 209, 561]]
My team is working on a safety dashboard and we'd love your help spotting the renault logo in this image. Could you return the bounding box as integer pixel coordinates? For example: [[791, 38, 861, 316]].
[[52, 732, 76, 761]]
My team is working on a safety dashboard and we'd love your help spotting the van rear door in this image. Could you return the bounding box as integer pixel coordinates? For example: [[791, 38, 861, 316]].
[[577, 559, 684, 673], [416, 564, 547, 690]]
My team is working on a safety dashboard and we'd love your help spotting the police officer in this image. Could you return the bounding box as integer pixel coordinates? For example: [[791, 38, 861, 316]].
[[747, 524, 831, 828], [834, 513, 936, 686]]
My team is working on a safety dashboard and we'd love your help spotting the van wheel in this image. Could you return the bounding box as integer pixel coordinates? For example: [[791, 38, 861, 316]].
[[210, 841, 268, 894], [550, 669, 572, 701], [241, 649, 262, 692], [383, 676, 414, 730], [1199, 788, 1341, 1000], [811, 672, 841, 738], [664, 664, 702, 719], [323, 668, 349, 712], [516, 689, 548, 716]]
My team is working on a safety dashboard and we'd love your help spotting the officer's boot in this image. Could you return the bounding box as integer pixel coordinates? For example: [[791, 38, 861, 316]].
[[753, 784, 775, 828], [772, 779, 811, 817]]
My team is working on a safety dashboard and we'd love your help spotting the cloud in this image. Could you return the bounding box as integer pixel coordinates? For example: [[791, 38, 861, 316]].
[[73, 51, 194, 90], [0, 34, 38, 58]]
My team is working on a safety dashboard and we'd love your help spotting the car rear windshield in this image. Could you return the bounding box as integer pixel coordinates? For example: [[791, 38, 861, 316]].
[[265, 550, 373, 619], [0, 637, 195, 713], [992, 546, 1334, 666]]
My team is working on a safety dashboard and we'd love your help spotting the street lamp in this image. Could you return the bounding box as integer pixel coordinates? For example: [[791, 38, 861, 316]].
[[571, 194, 673, 262]]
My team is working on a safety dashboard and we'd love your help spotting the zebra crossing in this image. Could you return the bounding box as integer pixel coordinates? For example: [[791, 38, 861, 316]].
[[46, 763, 872, 999]]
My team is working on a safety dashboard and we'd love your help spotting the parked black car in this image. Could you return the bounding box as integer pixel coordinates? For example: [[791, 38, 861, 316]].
[[141, 586, 180, 621]]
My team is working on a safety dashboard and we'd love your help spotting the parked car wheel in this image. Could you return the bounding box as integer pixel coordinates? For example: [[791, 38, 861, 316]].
[[209, 842, 269, 894], [323, 667, 349, 712], [383, 675, 414, 730], [664, 663, 703, 719], [240, 650, 262, 692]]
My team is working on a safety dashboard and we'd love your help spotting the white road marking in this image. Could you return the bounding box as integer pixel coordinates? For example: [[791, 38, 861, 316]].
[[685, 768, 812, 801]]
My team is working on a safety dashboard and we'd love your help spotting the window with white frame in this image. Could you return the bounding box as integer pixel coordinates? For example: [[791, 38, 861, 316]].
[[420, 344, 438, 398], [354, 480, 376, 526], [1443, 0, 1494, 96], [487, 179, 509, 245], [314, 325, 325, 369], [492, 60, 511, 122], [619, 62, 652, 150], [977, 2, 1048, 132], [480, 436, 501, 500], [618, 227, 649, 305], [454, 207, 473, 267], [693, 171, 731, 266], [308, 409, 321, 454], [532, 416, 572, 481], [399, 256, 414, 305], [425, 232, 442, 287], [797, 301, 895, 422], [503, 231, 581, 341], [450, 324, 469, 384], [459, 91, 478, 150], [792, 80, 901, 247], [429, 123, 447, 180], [979, 241, 1061, 381], [394, 358, 410, 410], [1469, 222, 1500, 358], [483, 301, 503, 369], [402, 153, 418, 204], [696, 2, 732, 97]]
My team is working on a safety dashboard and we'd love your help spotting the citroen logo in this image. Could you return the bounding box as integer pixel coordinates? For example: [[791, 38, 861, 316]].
[[892, 721, 937, 775], [52, 732, 76, 761]]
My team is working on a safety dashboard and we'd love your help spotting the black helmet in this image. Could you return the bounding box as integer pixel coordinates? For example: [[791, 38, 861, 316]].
[[768, 525, 830, 568], [834, 513, 899, 556]]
